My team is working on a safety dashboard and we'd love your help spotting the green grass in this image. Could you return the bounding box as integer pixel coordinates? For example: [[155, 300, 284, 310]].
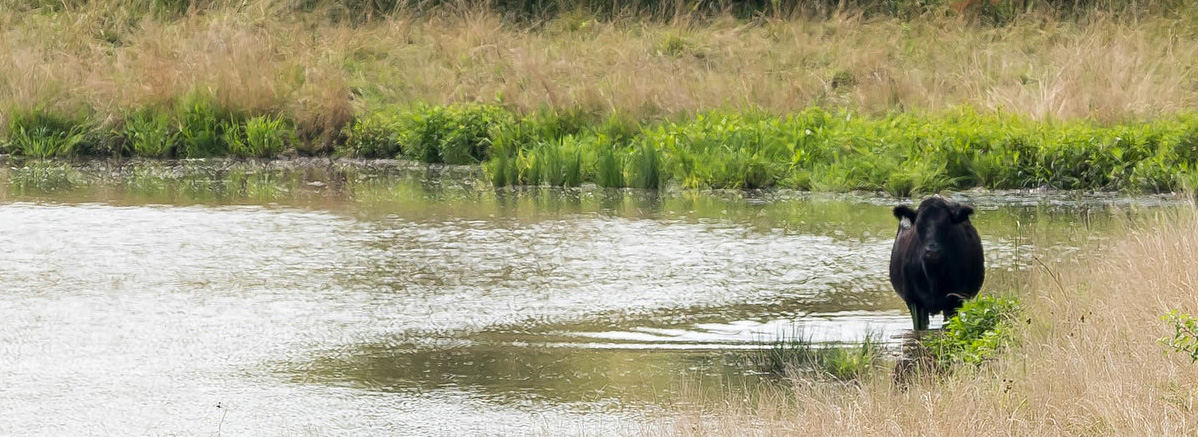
[[176, 94, 228, 158], [342, 112, 402, 158], [124, 110, 177, 158], [9, 103, 1198, 196], [465, 105, 1198, 194], [4, 110, 90, 158], [221, 115, 289, 158], [750, 329, 885, 381]]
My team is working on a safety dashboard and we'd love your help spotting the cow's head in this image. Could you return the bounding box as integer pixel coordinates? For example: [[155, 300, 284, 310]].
[[893, 196, 974, 263]]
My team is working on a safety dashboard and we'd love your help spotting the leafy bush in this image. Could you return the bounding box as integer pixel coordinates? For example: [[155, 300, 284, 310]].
[[342, 113, 402, 158], [925, 295, 1021, 369], [397, 104, 513, 164]]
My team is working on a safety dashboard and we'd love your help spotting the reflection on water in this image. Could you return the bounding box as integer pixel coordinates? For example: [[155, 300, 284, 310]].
[[0, 159, 1184, 435], [296, 344, 770, 405]]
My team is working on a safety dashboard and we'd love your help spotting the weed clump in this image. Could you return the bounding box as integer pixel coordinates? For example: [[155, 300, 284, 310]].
[[751, 330, 885, 381], [396, 104, 513, 164], [124, 110, 177, 158], [176, 94, 229, 158], [924, 295, 1021, 369], [4, 110, 92, 158]]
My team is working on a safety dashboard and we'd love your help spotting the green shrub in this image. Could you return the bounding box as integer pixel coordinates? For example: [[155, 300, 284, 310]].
[[398, 104, 513, 164], [342, 113, 402, 158], [925, 295, 1021, 369]]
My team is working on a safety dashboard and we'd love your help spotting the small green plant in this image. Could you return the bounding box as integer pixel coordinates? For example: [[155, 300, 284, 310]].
[[819, 333, 885, 380], [562, 142, 583, 187], [516, 147, 543, 185], [5, 110, 89, 158], [221, 116, 289, 158], [657, 33, 694, 58], [925, 295, 1021, 369], [220, 119, 246, 157], [540, 142, 566, 186], [124, 110, 177, 158], [1160, 310, 1198, 364], [483, 153, 518, 187], [629, 140, 664, 189], [241, 115, 289, 158], [7, 125, 87, 158], [176, 93, 228, 158], [595, 144, 626, 188]]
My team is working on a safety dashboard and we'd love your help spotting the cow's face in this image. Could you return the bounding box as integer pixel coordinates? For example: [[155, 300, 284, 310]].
[[893, 196, 974, 263]]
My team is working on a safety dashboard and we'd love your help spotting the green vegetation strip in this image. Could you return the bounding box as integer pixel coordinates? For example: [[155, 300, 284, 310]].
[[748, 295, 1021, 381], [8, 102, 1198, 195]]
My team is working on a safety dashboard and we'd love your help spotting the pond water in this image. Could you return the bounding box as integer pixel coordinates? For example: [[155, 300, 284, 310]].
[[0, 160, 1181, 436]]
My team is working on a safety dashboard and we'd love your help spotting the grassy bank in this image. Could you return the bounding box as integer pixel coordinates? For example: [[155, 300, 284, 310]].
[[6, 1, 1198, 194], [664, 208, 1198, 435], [10, 103, 1198, 195]]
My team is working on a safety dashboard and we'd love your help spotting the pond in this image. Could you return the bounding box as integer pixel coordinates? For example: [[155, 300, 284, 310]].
[[0, 160, 1180, 435]]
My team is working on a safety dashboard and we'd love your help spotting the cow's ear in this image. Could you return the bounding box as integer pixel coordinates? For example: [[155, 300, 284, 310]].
[[952, 204, 975, 223], [893, 205, 917, 223]]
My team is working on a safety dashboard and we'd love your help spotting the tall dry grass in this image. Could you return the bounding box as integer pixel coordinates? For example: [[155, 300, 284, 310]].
[[663, 207, 1198, 435], [3, 2, 1198, 137]]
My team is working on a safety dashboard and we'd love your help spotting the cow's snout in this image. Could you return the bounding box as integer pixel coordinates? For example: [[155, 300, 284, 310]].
[[923, 242, 942, 260]]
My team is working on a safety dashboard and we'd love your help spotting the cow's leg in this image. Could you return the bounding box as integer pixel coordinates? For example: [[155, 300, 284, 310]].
[[908, 303, 931, 332]]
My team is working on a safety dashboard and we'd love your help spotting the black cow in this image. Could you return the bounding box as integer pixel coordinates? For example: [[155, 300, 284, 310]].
[[889, 196, 985, 331]]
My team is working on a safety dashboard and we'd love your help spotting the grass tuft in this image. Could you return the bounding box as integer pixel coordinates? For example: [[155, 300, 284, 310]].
[[124, 110, 177, 158], [750, 329, 885, 381], [4, 110, 90, 158]]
